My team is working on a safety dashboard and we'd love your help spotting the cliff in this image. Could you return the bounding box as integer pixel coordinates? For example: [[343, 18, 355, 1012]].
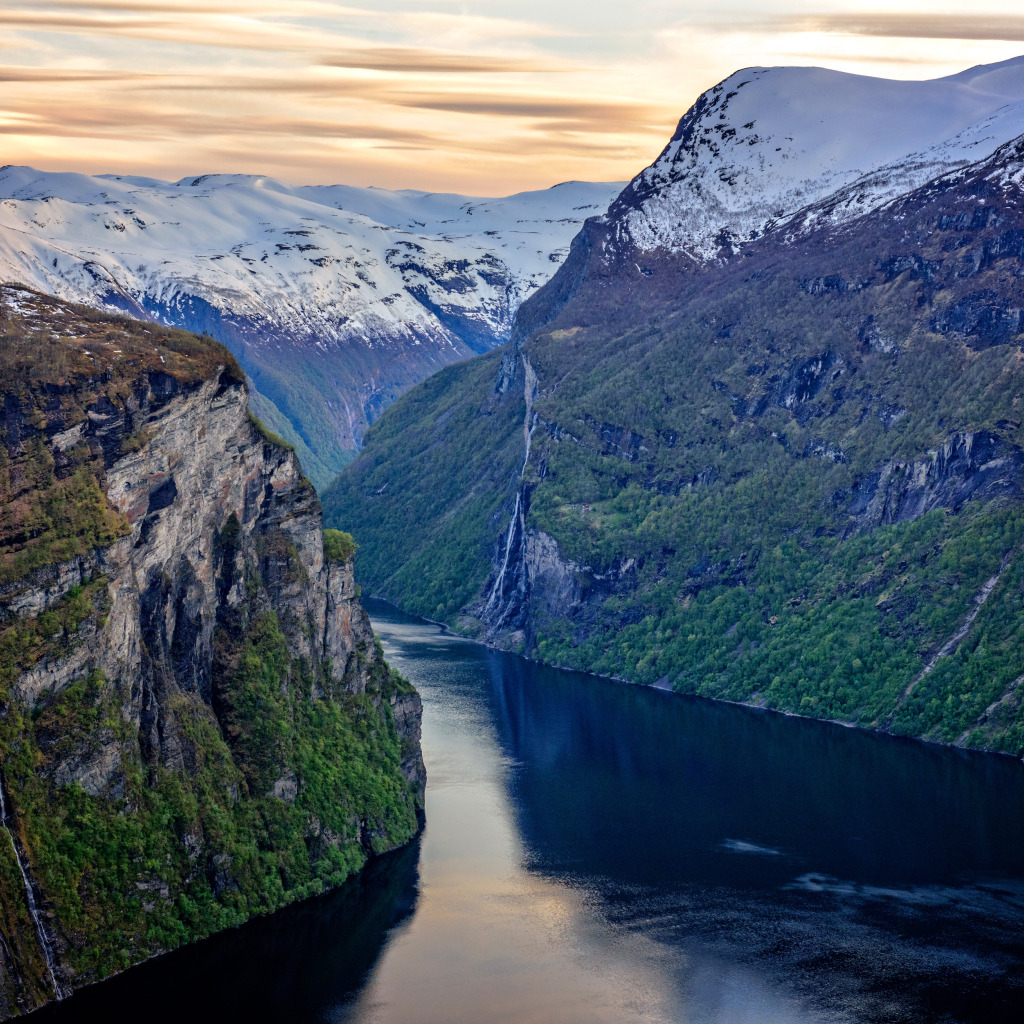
[[0, 286, 424, 1016]]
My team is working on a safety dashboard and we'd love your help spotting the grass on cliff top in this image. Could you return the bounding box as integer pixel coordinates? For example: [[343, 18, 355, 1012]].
[[0, 284, 243, 391], [323, 529, 356, 563]]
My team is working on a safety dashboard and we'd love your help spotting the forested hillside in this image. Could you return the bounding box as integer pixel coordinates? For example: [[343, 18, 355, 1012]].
[[325, 127, 1024, 757]]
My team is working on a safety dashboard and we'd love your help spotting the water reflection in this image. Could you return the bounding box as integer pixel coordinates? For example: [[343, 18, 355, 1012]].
[[30, 600, 1024, 1024], [339, 612, 694, 1024], [368, 601, 1024, 1024], [32, 842, 421, 1023], [484, 647, 1024, 887]]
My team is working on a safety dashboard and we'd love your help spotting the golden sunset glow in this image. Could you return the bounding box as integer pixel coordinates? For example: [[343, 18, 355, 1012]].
[[3, 0, 1024, 191]]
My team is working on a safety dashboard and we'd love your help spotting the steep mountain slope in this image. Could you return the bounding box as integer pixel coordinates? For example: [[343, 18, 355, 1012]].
[[325, 59, 1024, 757], [0, 287, 423, 1016], [0, 170, 621, 488]]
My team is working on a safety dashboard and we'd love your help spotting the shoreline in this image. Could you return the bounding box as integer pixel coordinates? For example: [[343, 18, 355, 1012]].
[[364, 594, 1024, 766]]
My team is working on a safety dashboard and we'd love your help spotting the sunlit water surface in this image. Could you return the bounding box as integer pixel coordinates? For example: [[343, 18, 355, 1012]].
[[35, 600, 1024, 1023]]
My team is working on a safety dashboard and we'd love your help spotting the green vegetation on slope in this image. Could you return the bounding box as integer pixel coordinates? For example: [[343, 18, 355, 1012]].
[[325, 152, 1024, 756], [0, 288, 421, 1008], [231, 337, 412, 491], [324, 351, 524, 622], [247, 387, 353, 490], [323, 529, 357, 564], [0, 592, 416, 983]]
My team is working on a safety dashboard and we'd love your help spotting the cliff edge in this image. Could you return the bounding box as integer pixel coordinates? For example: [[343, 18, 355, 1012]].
[[0, 286, 424, 1016]]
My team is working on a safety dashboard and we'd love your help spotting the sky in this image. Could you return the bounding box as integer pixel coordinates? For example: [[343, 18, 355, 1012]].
[[3, 1, 1024, 194]]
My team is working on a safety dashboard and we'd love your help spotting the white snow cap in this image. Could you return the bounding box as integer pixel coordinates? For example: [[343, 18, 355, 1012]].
[[0, 168, 621, 352], [620, 55, 1024, 259]]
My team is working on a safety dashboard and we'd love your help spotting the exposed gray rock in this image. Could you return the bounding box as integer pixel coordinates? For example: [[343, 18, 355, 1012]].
[[853, 430, 1024, 530], [6, 367, 384, 744], [525, 530, 583, 620], [49, 736, 122, 800], [269, 770, 298, 804], [391, 691, 426, 807]]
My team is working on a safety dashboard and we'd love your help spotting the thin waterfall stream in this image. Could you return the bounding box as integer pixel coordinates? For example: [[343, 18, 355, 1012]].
[[0, 772, 63, 1000], [483, 354, 537, 622]]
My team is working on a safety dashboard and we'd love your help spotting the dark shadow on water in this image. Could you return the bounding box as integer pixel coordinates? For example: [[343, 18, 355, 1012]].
[[481, 650, 1024, 889], [367, 598, 1024, 1024], [475, 640, 1024, 1023], [29, 839, 421, 1024]]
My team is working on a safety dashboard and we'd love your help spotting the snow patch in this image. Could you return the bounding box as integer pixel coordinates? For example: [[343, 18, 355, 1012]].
[[0, 168, 623, 355]]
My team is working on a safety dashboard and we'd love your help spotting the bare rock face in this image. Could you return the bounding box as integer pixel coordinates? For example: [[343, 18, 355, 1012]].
[[851, 430, 1024, 531], [524, 530, 583, 620], [391, 690, 427, 803], [0, 290, 423, 1018], [8, 369, 381, 773]]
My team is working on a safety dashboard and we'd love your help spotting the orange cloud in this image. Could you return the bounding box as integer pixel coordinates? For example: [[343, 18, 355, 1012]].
[[764, 14, 1024, 42], [2, 2, 1024, 193]]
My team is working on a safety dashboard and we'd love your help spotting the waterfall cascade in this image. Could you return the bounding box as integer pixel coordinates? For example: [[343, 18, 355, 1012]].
[[0, 773, 64, 1000], [483, 355, 538, 626]]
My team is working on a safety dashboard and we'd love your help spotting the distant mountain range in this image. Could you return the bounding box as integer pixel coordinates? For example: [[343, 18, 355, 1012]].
[[0, 169, 621, 487], [325, 56, 1024, 756]]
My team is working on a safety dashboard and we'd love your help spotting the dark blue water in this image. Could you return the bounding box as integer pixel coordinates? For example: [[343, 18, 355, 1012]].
[[36, 600, 1024, 1023]]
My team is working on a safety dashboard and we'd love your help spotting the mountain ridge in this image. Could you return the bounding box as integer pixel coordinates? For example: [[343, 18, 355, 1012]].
[[611, 55, 1024, 260], [0, 169, 622, 487]]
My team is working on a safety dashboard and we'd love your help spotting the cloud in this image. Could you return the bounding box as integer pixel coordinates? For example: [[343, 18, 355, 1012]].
[[7, 1, 350, 16], [0, 3, 564, 56], [318, 48, 571, 75], [753, 14, 1024, 44], [1, 84, 669, 150], [6, 1, 1023, 193], [0, 99, 445, 146], [379, 92, 669, 127], [0, 9, 331, 52], [0, 65, 146, 83]]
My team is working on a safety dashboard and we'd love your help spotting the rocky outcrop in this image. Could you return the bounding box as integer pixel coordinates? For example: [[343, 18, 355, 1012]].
[[0, 291, 423, 1017], [4, 370, 378, 765], [851, 430, 1024, 531], [524, 531, 584, 621], [391, 690, 427, 800]]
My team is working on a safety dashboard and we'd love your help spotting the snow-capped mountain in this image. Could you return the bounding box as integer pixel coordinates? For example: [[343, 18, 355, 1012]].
[[325, 60, 1024, 765], [611, 56, 1024, 260], [0, 168, 621, 486]]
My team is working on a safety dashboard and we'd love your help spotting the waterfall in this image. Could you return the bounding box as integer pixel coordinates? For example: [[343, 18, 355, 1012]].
[[0, 773, 64, 1000], [483, 488, 523, 617], [483, 355, 538, 622]]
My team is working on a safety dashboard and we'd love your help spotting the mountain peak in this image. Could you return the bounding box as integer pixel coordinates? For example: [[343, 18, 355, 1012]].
[[610, 56, 1024, 260]]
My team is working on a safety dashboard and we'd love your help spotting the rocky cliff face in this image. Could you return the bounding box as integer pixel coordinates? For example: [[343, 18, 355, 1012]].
[[0, 287, 423, 1017]]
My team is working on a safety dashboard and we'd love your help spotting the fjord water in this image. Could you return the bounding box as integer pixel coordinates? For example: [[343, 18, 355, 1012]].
[[37, 602, 1024, 1023]]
